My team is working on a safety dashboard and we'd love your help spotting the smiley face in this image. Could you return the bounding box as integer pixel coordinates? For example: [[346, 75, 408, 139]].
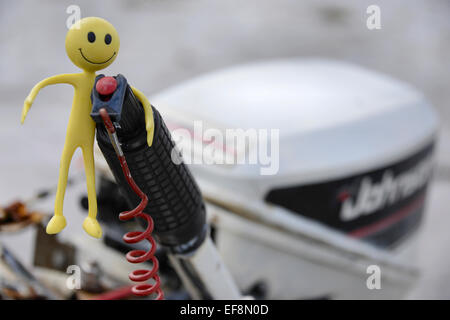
[[65, 17, 120, 71]]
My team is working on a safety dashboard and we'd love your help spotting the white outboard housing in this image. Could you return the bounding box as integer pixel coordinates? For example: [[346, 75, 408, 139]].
[[95, 59, 438, 299]]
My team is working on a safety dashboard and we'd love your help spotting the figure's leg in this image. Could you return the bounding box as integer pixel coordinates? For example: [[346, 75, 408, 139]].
[[80, 144, 102, 238], [46, 143, 77, 234]]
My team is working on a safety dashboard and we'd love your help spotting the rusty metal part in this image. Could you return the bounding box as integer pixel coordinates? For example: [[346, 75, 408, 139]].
[[0, 201, 45, 232]]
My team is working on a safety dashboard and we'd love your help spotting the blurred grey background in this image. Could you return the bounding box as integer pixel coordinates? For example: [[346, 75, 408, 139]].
[[0, 0, 449, 298]]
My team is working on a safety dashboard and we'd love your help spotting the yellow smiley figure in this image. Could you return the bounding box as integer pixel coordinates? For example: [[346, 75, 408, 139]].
[[21, 17, 154, 238]]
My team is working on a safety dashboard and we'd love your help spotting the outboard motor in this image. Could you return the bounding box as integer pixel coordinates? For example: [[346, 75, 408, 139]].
[[95, 59, 438, 299]]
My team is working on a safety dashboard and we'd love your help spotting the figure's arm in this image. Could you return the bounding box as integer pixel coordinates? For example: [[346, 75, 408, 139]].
[[21, 74, 78, 124], [131, 86, 155, 147]]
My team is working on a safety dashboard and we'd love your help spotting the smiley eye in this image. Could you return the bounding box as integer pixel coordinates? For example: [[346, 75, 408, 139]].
[[87, 32, 96, 43], [105, 34, 112, 45]]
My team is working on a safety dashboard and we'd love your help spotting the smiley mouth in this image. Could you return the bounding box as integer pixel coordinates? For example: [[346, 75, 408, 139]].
[[78, 48, 116, 64]]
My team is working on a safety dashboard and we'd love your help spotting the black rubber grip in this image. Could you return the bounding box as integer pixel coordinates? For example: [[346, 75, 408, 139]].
[[96, 84, 206, 252]]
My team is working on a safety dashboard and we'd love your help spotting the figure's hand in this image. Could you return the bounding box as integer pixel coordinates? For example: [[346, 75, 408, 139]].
[[21, 95, 33, 124], [146, 117, 155, 147], [130, 86, 155, 147]]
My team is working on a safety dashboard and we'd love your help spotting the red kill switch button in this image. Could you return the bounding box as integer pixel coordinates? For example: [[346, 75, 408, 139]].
[[96, 76, 118, 95]]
